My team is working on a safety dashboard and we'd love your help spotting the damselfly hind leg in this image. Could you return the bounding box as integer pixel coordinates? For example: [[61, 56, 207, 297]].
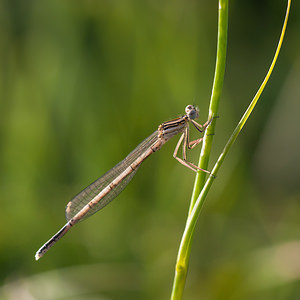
[[173, 131, 211, 174]]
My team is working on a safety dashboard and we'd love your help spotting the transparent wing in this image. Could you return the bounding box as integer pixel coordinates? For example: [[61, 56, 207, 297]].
[[65, 130, 159, 222]]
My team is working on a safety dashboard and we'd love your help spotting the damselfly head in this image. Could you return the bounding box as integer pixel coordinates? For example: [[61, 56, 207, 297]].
[[185, 105, 199, 120]]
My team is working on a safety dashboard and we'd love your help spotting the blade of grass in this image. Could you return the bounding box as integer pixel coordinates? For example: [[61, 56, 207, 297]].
[[170, 0, 291, 299]]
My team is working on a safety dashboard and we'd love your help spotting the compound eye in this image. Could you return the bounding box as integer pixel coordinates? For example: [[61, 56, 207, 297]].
[[185, 105, 193, 114]]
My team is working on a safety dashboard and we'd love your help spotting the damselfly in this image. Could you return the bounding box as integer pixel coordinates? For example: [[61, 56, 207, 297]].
[[35, 105, 214, 260]]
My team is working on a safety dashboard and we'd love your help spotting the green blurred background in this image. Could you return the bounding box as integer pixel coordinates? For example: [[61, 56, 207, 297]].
[[1, 1, 300, 299]]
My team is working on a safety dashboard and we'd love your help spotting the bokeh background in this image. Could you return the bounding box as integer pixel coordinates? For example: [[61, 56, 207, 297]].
[[1, 1, 300, 299]]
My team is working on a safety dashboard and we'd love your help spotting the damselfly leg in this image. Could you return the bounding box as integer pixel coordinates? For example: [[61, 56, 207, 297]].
[[173, 116, 215, 174]]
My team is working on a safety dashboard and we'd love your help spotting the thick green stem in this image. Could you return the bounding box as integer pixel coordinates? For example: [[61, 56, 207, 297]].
[[171, 1, 228, 299], [189, 0, 228, 214]]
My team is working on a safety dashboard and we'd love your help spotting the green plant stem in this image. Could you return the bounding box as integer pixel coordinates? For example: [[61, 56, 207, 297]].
[[189, 0, 228, 214], [171, 1, 228, 299], [170, 0, 291, 298]]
